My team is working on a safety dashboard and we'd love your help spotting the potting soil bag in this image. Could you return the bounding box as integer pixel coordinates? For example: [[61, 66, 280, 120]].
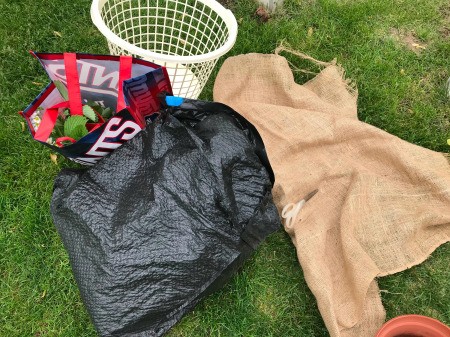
[[51, 98, 281, 337]]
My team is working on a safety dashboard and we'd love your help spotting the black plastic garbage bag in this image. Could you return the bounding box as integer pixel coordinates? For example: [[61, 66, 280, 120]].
[[51, 98, 281, 337]]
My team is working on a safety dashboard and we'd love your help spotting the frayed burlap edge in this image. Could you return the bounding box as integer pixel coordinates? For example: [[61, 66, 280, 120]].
[[274, 41, 358, 98]]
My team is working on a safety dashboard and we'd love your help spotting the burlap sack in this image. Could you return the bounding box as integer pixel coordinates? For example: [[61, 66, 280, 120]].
[[213, 52, 450, 337]]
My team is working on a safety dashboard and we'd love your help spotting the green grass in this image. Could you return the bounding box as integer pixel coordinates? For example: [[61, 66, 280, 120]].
[[0, 0, 449, 336]]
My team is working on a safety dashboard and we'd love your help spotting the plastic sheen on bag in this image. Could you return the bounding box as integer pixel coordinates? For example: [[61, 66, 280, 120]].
[[51, 96, 280, 337], [20, 52, 172, 165]]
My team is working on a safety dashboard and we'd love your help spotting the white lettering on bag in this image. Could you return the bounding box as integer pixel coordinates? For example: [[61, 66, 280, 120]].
[[86, 117, 141, 157], [46, 60, 120, 92], [72, 117, 142, 165]]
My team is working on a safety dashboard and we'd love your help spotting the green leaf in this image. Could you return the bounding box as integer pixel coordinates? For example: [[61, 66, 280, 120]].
[[68, 124, 88, 141], [83, 105, 98, 122], [100, 107, 113, 120], [64, 115, 88, 140], [53, 80, 69, 100], [86, 100, 100, 108]]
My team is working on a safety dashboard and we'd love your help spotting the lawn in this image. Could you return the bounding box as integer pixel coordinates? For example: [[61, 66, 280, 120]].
[[0, 0, 449, 336]]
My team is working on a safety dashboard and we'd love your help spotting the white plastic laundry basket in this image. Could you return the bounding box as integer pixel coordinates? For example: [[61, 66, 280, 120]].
[[91, 0, 238, 99]]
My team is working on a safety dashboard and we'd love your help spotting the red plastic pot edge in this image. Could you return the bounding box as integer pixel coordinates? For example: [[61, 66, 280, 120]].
[[376, 314, 450, 337]]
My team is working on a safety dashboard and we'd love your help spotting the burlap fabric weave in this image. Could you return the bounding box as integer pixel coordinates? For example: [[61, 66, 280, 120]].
[[213, 53, 450, 337]]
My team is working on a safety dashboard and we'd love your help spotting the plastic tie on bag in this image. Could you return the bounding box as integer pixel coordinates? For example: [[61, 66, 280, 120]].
[[166, 96, 184, 107]]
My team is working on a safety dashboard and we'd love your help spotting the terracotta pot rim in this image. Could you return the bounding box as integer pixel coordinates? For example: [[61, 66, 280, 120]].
[[376, 314, 450, 337]]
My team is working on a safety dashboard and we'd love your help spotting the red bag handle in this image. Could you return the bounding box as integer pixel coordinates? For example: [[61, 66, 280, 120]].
[[55, 136, 77, 147], [34, 54, 133, 143], [117, 55, 133, 112], [64, 53, 83, 116]]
